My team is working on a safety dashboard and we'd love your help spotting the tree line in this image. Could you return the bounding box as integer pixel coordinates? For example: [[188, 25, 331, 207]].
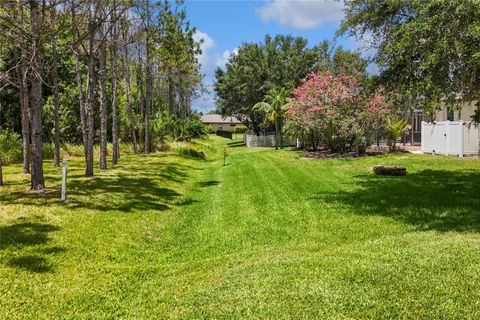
[[214, 35, 369, 135], [215, 0, 480, 147], [0, 0, 203, 190]]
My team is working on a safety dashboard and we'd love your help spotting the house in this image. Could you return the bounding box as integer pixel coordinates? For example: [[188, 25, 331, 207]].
[[435, 100, 478, 122], [200, 114, 242, 132], [401, 101, 478, 146], [421, 100, 479, 157]]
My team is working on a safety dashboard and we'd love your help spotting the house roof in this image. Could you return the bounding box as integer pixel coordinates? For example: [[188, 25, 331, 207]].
[[201, 114, 242, 124]]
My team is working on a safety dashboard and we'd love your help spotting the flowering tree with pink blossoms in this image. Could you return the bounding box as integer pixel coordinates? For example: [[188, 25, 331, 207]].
[[285, 71, 387, 152]]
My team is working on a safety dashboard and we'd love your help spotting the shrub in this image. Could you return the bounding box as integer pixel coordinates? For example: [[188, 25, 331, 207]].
[[151, 112, 208, 143], [184, 114, 208, 139], [0, 129, 22, 165], [286, 71, 387, 152], [233, 124, 248, 134], [206, 124, 215, 134], [151, 112, 179, 144], [42, 143, 55, 159], [472, 102, 480, 124], [385, 118, 410, 151]]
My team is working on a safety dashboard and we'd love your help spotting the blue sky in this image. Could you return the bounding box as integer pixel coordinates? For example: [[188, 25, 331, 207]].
[[186, 0, 373, 112]]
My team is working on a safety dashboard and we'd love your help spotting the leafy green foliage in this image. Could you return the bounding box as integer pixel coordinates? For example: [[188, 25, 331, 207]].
[[254, 87, 290, 148], [43, 84, 82, 143], [183, 114, 209, 139], [472, 102, 480, 124], [342, 0, 480, 114], [385, 118, 411, 151], [233, 124, 248, 134], [0, 128, 21, 164], [253, 88, 289, 124], [215, 35, 368, 133], [151, 112, 208, 145], [156, 1, 202, 116]]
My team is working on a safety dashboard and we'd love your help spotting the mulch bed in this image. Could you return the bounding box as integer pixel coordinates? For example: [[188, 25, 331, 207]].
[[304, 150, 384, 159]]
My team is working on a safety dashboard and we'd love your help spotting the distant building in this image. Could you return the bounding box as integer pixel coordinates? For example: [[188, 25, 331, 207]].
[[402, 101, 478, 146], [200, 114, 242, 132], [435, 100, 477, 122]]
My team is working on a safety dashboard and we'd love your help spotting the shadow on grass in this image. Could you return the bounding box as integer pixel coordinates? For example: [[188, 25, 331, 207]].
[[1, 158, 199, 212], [174, 197, 200, 206], [0, 221, 62, 273], [66, 174, 179, 212], [227, 141, 245, 148], [0, 222, 59, 248], [7, 255, 52, 273], [310, 169, 480, 232], [196, 180, 221, 187]]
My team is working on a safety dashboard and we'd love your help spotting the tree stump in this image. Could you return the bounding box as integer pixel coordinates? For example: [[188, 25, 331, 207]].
[[373, 165, 407, 176]]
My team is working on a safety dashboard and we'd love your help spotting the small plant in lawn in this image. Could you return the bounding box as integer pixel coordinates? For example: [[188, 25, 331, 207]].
[[386, 118, 410, 151]]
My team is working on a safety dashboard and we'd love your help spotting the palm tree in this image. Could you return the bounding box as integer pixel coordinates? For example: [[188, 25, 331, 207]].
[[253, 87, 289, 149], [385, 118, 410, 151]]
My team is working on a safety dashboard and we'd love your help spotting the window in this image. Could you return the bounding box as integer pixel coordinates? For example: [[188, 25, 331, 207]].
[[447, 108, 454, 121]]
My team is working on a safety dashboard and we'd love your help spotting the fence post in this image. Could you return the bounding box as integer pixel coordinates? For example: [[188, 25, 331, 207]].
[[61, 159, 67, 202], [459, 121, 465, 157], [445, 121, 450, 155], [421, 121, 425, 153]]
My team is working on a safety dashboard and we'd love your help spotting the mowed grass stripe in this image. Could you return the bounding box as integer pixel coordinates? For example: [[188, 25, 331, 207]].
[[1, 137, 480, 318]]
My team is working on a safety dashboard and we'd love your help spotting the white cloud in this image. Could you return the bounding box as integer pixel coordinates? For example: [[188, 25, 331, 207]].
[[258, 0, 344, 29], [216, 48, 238, 69], [191, 31, 238, 112], [193, 30, 217, 74]]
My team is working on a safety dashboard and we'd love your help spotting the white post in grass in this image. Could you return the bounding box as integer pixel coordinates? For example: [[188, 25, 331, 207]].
[[61, 159, 67, 202]]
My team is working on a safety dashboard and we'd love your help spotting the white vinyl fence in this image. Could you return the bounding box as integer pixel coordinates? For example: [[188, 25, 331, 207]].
[[421, 121, 479, 156], [244, 134, 295, 148]]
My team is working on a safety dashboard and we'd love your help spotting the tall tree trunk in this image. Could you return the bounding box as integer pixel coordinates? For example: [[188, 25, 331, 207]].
[[274, 118, 279, 150], [123, 41, 139, 154], [144, 29, 152, 154], [50, 7, 61, 167], [98, 39, 108, 170], [279, 117, 284, 149], [110, 42, 119, 165], [136, 54, 145, 118], [144, 75, 151, 153], [84, 13, 96, 177], [18, 1, 30, 174], [29, 0, 45, 190], [168, 73, 175, 115], [19, 63, 30, 174], [71, 1, 87, 164], [0, 157, 3, 187]]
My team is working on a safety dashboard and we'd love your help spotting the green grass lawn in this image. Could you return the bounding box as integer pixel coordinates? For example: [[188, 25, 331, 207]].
[[1, 136, 480, 319]]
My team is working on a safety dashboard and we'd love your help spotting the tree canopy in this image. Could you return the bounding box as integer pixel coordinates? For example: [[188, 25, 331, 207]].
[[341, 0, 480, 114], [214, 35, 369, 133], [0, 0, 204, 189]]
